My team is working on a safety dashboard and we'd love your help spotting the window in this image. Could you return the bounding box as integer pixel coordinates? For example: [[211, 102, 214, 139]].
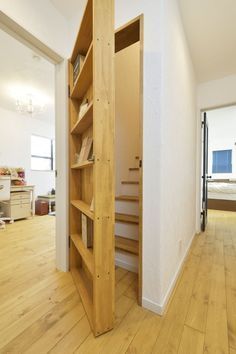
[[31, 135, 54, 171], [212, 149, 232, 173]]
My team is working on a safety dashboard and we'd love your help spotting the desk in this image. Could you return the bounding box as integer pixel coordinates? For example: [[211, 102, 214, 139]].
[[2, 185, 35, 221], [38, 195, 55, 214]]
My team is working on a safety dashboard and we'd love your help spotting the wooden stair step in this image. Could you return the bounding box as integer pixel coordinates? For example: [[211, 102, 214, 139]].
[[115, 213, 139, 224], [115, 236, 139, 255], [115, 195, 139, 202], [121, 181, 139, 185], [129, 168, 139, 171]]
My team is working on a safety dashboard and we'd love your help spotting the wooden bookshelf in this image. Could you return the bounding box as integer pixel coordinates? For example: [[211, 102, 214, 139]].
[[68, 0, 115, 337], [71, 200, 94, 220], [71, 101, 93, 135]]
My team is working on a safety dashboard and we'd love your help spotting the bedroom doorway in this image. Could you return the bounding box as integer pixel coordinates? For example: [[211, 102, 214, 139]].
[[201, 104, 236, 225]]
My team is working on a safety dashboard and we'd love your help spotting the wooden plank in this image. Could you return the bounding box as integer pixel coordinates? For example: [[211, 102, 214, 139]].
[[129, 167, 139, 171], [71, 160, 93, 170], [71, 200, 94, 220], [92, 0, 115, 336], [204, 240, 229, 354], [71, 101, 93, 135], [115, 17, 140, 53], [177, 325, 204, 354], [71, 42, 93, 99], [71, 234, 94, 276], [70, 267, 93, 331], [71, 0, 93, 60], [115, 195, 139, 202], [49, 315, 91, 354], [152, 256, 201, 354], [115, 235, 139, 255], [121, 181, 139, 185], [115, 213, 139, 224], [126, 311, 162, 354]]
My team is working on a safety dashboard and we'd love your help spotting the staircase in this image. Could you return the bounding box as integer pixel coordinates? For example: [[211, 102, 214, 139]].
[[115, 157, 140, 271]]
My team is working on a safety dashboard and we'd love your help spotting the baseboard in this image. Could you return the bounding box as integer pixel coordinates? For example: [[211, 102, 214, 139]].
[[142, 231, 196, 315], [115, 257, 138, 273], [142, 297, 163, 315]]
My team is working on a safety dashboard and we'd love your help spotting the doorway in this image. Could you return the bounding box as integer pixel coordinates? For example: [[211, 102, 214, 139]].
[[200, 104, 236, 230], [115, 16, 143, 304], [0, 11, 68, 271]]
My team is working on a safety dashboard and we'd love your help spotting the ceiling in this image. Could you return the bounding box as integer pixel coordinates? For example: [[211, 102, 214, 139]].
[[50, 0, 83, 20], [0, 28, 55, 122], [178, 0, 236, 83]]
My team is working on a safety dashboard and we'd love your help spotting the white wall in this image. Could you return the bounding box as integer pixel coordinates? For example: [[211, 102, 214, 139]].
[[158, 0, 197, 308], [208, 107, 236, 179], [0, 106, 55, 196]]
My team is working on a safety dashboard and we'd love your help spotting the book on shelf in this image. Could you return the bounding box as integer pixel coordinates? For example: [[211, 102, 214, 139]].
[[78, 99, 89, 120], [78, 136, 93, 163], [73, 54, 85, 84], [81, 213, 93, 248]]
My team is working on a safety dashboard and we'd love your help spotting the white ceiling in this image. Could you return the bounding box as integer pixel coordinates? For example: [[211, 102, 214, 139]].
[[50, 0, 83, 20], [178, 0, 236, 83], [0, 28, 55, 122]]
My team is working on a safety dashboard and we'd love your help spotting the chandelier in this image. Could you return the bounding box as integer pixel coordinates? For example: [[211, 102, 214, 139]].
[[16, 94, 45, 115]]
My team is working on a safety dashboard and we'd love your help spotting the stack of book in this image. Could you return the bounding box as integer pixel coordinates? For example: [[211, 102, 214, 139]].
[[73, 53, 85, 84]]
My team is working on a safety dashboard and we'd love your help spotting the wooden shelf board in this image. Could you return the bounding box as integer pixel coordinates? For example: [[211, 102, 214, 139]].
[[71, 234, 94, 275], [71, 0, 93, 60], [71, 200, 94, 220], [121, 181, 139, 185], [115, 235, 139, 255], [115, 195, 139, 202], [115, 213, 139, 224], [70, 266, 93, 330], [71, 160, 93, 170], [129, 168, 139, 171], [71, 101, 93, 135], [71, 42, 93, 99]]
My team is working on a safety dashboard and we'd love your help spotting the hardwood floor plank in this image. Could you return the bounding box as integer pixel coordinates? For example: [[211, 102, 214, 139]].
[[177, 325, 204, 354], [203, 239, 229, 354], [126, 311, 162, 354], [49, 315, 91, 354], [151, 255, 202, 354]]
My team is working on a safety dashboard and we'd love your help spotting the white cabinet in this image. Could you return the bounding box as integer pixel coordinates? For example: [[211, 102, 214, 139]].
[[2, 186, 35, 221]]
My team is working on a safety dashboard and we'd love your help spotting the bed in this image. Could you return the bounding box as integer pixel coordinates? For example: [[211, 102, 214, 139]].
[[208, 180, 236, 211]]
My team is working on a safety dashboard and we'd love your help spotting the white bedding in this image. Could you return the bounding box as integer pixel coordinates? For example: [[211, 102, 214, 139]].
[[208, 182, 236, 200]]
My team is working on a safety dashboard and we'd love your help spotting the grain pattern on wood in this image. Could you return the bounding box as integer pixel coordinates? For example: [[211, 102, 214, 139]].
[[115, 212, 139, 224]]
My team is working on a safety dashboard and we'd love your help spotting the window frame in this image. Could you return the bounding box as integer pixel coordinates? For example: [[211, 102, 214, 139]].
[[31, 134, 54, 171], [212, 149, 232, 174]]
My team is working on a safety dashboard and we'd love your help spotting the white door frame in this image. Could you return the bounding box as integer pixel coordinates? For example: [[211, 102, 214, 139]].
[[0, 11, 69, 271]]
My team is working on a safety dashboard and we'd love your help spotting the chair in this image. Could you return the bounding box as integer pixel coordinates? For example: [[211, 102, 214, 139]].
[[0, 176, 12, 229]]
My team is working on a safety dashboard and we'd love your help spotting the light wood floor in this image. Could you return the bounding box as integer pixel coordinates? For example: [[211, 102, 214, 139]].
[[0, 211, 235, 353]]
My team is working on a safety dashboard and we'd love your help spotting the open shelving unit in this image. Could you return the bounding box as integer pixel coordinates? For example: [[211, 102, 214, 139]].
[[68, 0, 115, 336]]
